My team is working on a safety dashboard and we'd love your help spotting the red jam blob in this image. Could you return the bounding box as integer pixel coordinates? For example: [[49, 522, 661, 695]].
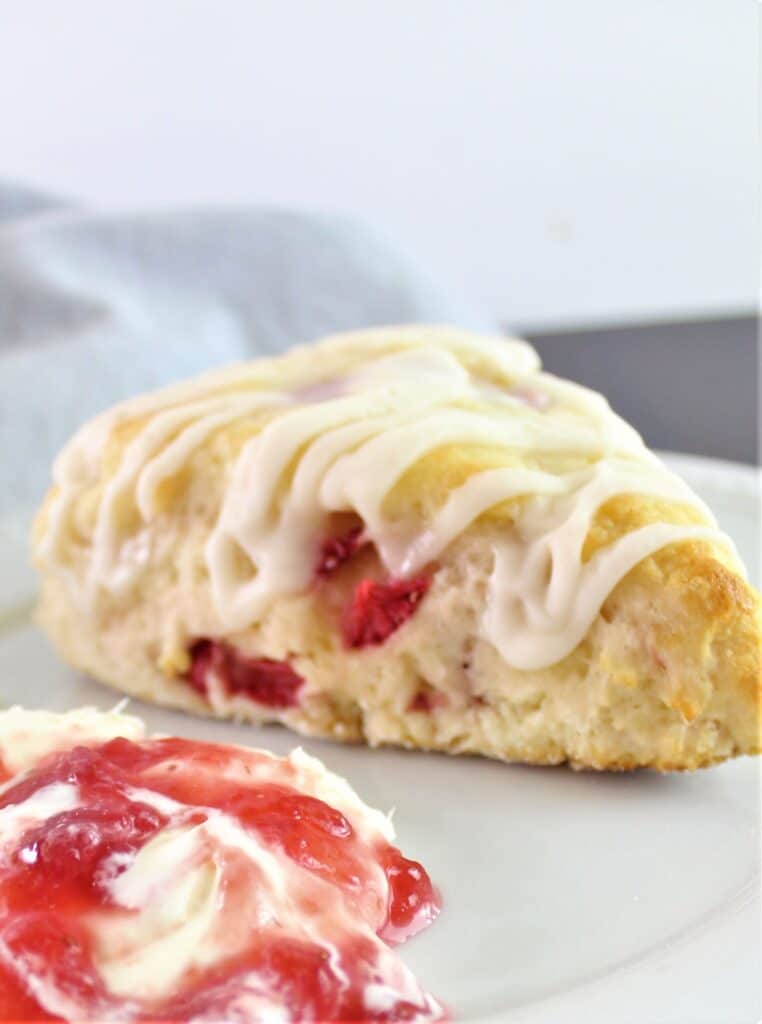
[[188, 639, 304, 708], [0, 961, 56, 1021], [316, 524, 365, 577], [0, 736, 443, 1022], [343, 577, 431, 648], [16, 801, 163, 904], [378, 846, 441, 945]]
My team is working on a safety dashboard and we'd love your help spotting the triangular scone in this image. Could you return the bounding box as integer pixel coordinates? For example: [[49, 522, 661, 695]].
[[32, 326, 761, 770]]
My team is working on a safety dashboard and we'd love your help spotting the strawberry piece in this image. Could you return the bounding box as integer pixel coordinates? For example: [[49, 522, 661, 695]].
[[316, 525, 365, 578], [407, 689, 448, 713], [343, 577, 431, 648], [188, 639, 304, 708]]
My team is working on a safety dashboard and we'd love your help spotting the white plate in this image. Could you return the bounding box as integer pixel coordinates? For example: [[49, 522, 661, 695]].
[[0, 453, 759, 1023]]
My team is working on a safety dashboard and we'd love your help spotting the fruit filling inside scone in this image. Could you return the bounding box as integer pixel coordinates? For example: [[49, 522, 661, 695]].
[[0, 707, 444, 1023], [186, 519, 436, 711], [342, 576, 432, 649], [32, 326, 761, 770], [187, 638, 306, 707]]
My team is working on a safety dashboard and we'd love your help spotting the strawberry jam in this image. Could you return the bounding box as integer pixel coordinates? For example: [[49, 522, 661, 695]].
[[343, 577, 432, 648], [188, 638, 305, 707], [0, 733, 443, 1022]]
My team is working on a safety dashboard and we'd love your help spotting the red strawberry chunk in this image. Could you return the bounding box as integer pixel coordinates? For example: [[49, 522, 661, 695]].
[[188, 640, 304, 708], [316, 525, 365, 578], [343, 577, 431, 649], [407, 689, 448, 713]]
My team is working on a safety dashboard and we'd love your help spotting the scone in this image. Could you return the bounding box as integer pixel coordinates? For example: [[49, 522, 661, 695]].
[[33, 326, 761, 770], [0, 706, 442, 1022]]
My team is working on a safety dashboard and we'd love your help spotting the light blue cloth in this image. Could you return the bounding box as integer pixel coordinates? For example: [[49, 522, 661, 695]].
[[0, 183, 493, 606]]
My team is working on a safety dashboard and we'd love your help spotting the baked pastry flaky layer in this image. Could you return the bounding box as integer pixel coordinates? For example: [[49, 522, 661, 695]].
[[33, 326, 761, 770]]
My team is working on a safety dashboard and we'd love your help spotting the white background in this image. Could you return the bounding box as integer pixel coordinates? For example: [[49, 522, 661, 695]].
[[0, 0, 757, 328]]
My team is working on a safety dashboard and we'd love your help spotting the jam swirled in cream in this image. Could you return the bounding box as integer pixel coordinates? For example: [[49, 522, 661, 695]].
[[0, 708, 443, 1022]]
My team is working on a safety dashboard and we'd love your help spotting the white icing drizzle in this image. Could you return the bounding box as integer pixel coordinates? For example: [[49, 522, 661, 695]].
[[37, 327, 740, 670]]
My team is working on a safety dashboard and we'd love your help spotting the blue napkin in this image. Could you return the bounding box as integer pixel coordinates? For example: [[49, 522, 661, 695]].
[[0, 183, 493, 607]]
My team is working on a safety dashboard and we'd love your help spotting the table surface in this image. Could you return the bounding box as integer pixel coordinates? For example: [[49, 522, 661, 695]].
[[526, 315, 758, 466]]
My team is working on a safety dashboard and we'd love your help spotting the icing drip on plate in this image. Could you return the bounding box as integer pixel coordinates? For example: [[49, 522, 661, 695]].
[[37, 327, 739, 670]]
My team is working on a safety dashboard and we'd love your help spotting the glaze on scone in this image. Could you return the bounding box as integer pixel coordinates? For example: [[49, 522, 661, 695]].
[[0, 707, 442, 1022], [32, 326, 762, 770]]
